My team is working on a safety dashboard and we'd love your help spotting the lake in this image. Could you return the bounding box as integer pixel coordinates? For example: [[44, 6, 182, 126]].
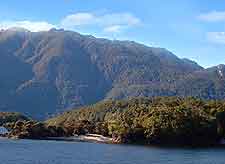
[[1, 138, 225, 164]]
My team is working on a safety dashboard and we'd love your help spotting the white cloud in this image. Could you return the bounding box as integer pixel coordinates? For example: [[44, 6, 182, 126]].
[[198, 11, 225, 22], [0, 12, 141, 34], [98, 13, 141, 26], [207, 32, 225, 44], [198, 11, 225, 45], [60, 12, 141, 33], [0, 20, 56, 32], [61, 13, 95, 27], [103, 25, 123, 33]]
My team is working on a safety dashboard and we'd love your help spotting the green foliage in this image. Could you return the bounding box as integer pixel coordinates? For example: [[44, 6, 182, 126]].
[[47, 97, 225, 145], [0, 112, 30, 126]]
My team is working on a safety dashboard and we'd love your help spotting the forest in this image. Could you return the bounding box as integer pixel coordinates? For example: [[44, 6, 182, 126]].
[[47, 97, 225, 145]]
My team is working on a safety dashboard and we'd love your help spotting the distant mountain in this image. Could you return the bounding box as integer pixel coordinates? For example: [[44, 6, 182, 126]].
[[0, 28, 224, 119]]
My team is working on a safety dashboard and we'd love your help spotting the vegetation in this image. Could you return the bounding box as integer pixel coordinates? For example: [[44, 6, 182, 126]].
[[2, 97, 225, 146], [47, 97, 225, 145], [0, 112, 30, 126], [5, 120, 65, 139], [0, 29, 224, 119]]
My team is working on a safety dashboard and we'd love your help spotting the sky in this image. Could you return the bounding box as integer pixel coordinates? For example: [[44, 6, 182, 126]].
[[0, 0, 225, 68]]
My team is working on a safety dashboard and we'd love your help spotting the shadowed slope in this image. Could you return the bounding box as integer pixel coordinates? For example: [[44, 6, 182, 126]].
[[0, 28, 224, 119]]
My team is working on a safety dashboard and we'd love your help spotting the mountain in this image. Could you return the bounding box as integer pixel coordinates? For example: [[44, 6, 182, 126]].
[[0, 28, 224, 119]]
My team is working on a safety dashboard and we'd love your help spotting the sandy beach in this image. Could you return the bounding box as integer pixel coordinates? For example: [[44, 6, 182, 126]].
[[47, 134, 113, 143]]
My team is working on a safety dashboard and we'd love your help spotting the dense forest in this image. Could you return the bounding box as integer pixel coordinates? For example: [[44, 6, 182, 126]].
[[2, 97, 225, 145], [47, 97, 225, 145]]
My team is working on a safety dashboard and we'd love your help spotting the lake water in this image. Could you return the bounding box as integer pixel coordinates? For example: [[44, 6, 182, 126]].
[[1, 138, 225, 164]]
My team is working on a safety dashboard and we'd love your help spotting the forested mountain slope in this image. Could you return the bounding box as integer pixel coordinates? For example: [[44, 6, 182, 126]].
[[0, 28, 224, 119]]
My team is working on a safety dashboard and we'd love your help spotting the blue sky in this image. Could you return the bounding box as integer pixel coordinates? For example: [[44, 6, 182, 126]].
[[0, 0, 225, 68]]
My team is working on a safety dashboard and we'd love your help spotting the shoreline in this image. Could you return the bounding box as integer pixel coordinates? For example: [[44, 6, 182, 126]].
[[46, 134, 113, 144], [2, 135, 225, 148], [0, 133, 113, 144]]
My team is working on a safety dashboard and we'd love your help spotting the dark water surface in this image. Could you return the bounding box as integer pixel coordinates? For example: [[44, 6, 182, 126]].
[[1, 138, 225, 164]]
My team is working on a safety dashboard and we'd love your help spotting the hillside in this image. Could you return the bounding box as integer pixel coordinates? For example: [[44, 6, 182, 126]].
[[47, 97, 225, 145], [0, 28, 224, 119]]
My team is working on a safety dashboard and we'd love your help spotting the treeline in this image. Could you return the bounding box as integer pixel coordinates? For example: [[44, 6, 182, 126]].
[[47, 97, 225, 145], [0, 112, 29, 126]]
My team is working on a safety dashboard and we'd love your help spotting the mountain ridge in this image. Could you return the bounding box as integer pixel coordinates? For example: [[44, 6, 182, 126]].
[[0, 28, 224, 119]]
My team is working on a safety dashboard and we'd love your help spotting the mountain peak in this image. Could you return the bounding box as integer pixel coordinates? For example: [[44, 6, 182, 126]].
[[49, 28, 65, 32], [6, 27, 30, 32]]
